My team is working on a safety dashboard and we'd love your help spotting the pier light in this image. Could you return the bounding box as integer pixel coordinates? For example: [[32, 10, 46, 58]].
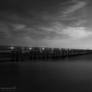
[[29, 47, 32, 50], [42, 48, 45, 50], [10, 46, 15, 50]]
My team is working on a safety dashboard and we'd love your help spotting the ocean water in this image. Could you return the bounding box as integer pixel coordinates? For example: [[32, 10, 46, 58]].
[[1, 54, 92, 92]]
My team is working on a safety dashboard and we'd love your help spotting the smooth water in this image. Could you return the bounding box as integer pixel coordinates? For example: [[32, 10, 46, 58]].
[[1, 54, 92, 92]]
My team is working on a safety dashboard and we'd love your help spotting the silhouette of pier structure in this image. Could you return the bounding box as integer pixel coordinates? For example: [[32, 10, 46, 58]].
[[0, 45, 92, 61]]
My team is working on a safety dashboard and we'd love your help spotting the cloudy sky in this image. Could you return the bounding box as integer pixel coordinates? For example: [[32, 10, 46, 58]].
[[0, 0, 92, 49]]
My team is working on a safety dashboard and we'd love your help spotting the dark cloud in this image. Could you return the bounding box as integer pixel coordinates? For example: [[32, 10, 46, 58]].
[[0, 0, 67, 13], [0, 0, 92, 48]]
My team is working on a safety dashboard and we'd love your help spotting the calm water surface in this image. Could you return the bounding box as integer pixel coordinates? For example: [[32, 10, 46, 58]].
[[1, 54, 92, 92]]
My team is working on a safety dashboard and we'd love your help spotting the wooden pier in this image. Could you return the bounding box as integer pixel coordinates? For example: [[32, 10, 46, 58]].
[[0, 46, 92, 61]]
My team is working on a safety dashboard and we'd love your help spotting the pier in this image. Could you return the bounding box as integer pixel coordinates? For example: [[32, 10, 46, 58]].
[[0, 46, 92, 62]]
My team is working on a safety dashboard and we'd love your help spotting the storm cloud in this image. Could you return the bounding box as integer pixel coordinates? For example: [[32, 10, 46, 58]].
[[0, 0, 92, 48]]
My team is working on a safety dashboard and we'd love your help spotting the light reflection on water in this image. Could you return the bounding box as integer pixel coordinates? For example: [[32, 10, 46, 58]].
[[1, 54, 92, 92]]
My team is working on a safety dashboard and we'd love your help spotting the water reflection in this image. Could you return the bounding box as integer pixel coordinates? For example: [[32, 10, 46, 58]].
[[17, 61, 92, 92], [1, 54, 92, 92], [0, 63, 19, 89], [64, 54, 92, 62]]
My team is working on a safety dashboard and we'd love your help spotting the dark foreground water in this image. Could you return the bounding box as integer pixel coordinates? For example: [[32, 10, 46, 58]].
[[1, 54, 92, 92]]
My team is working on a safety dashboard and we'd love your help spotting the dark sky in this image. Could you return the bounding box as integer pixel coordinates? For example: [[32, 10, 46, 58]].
[[0, 0, 92, 48]]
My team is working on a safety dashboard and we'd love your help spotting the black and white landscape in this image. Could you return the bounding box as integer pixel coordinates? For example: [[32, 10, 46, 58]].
[[1, 0, 92, 92]]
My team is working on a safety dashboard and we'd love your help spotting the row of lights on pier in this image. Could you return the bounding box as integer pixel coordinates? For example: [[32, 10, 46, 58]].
[[9, 46, 45, 51]]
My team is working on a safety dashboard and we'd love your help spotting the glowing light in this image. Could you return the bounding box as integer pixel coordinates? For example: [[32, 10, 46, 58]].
[[42, 48, 45, 50], [29, 47, 32, 50], [10, 46, 15, 50]]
